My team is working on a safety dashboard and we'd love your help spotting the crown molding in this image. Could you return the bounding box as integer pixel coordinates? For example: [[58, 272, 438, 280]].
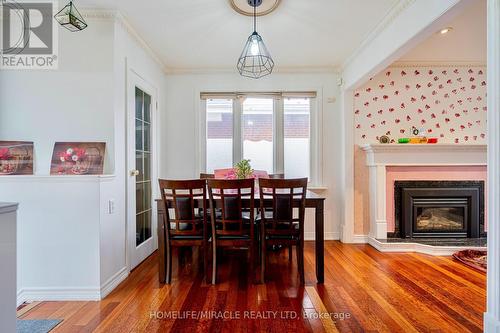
[[114, 12, 167, 72], [341, 0, 416, 71], [389, 61, 487, 68], [80, 9, 117, 20], [165, 65, 340, 75]]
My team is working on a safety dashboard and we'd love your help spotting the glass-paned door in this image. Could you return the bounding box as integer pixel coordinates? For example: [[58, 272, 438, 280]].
[[135, 87, 152, 246]]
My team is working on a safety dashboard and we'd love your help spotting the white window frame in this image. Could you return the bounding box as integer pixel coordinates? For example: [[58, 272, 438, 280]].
[[199, 92, 323, 187]]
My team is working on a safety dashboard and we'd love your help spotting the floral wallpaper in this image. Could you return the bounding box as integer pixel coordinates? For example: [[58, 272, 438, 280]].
[[354, 66, 487, 144]]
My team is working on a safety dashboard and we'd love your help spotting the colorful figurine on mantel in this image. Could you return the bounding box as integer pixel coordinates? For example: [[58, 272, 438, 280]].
[[398, 126, 438, 144]]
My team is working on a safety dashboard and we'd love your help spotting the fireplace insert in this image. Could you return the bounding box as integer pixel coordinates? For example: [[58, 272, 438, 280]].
[[393, 181, 484, 238]]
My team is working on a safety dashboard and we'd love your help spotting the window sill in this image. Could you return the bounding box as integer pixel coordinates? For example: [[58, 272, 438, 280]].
[[308, 186, 328, 191]]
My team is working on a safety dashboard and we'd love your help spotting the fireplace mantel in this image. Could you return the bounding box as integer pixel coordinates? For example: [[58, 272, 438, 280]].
[[360, 144, 487, 240], [360, 144, 487, 166]]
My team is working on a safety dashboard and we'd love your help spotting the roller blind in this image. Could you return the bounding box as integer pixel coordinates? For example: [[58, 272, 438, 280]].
[[200, 91, 317, 100]]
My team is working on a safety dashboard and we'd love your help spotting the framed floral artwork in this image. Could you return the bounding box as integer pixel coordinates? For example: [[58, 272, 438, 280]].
[[50, 142, 106, 175], [0, 141, 34, 175]]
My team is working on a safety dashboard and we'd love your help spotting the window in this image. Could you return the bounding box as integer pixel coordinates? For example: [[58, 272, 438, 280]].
[[202, 92, 318, 184], [243, 98, 274, 172], [284, 98, 310, 178], [206, 99, 233, 173]]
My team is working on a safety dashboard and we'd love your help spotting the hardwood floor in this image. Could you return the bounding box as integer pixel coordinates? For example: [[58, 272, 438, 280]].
[[19, 241, 486, 332]]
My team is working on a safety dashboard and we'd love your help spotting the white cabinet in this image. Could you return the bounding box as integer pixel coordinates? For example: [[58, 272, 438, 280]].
[[0, 203, 18, 333]]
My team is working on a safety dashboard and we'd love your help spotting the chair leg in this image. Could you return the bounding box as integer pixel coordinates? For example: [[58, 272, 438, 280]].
[[166, 244, 172, 284], [211, 242, 217, 284], [260, 226, 266, 284], [249, 242, 255, 284], [296, 242, 304, 284], [203, 243, 209, 284]]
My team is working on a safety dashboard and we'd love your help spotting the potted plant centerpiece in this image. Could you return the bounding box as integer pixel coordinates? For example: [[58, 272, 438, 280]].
[[234, 159, 253, 179]]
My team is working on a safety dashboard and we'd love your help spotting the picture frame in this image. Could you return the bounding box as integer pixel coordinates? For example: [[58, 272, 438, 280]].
[[0, 141, 34, 175], [50, 142, 106, 175]]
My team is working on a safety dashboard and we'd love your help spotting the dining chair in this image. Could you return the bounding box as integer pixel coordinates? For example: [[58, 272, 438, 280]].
[[207, 178, 256, 284], [158, 179, 209, 284], [199, 173, 215, 179], [258, 178, 308, 284]]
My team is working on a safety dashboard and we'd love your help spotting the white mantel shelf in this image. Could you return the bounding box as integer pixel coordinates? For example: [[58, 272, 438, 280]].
[[361, 143, 487, 241], [360, 144, 487, 166]]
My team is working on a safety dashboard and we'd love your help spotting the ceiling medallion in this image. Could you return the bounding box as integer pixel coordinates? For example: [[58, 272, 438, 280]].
[[229, 0, 281, 16]]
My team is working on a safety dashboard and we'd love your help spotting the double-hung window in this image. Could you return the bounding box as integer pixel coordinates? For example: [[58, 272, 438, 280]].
[[201, 92, 319, 184]]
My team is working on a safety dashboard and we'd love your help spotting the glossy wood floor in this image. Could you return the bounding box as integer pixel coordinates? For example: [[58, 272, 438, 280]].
[[19, 242, 486, 332]]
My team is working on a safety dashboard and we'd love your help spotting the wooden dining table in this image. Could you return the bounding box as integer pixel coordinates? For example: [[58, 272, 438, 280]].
[[155, 190, 326, 283]]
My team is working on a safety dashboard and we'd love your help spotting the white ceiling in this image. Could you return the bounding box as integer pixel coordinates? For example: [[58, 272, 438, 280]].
[[399, 0, 486, 63], [77, 0, 400, 71]]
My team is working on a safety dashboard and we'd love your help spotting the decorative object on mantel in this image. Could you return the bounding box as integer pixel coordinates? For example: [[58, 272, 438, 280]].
[[379, 135, 390, 144], [409, 137, 428, 144], [452, 249, 487, 272], [50, 142, 105, 175], [237, 0, 274, 79], [0, 141, 34, 175], [54, 1, 88, 32]]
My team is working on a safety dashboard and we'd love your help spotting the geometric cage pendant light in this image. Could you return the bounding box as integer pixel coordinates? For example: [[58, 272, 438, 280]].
[[237, 0, 274, 79], [54, 1, 88, 32]]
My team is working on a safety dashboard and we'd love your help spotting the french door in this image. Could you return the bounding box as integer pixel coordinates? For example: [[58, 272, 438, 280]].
[[127, 70, 158, 270]]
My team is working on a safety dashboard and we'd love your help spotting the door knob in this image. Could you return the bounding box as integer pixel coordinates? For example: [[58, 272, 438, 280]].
[[130, 169, 140, 176]]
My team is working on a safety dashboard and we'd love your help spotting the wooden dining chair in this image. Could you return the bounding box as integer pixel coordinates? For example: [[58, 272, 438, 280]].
[[199, 173, 215, 179], [158, 179, 209, 284], [258, 178, 308, 284], [207, 178, 256, 284]]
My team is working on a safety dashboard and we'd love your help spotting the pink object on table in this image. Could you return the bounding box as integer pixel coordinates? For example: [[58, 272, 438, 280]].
[[214, 168, 269, 180], [213, 169, 269, 193]]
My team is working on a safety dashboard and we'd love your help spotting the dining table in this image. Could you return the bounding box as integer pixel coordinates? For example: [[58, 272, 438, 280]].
[[155, 190, 326, 283]]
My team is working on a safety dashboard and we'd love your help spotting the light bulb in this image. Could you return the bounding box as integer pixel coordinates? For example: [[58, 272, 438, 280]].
[[250, 40, 259, 56]]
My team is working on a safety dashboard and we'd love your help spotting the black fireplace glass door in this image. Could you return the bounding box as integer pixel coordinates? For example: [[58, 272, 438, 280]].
[[415, 207, 465, 232]]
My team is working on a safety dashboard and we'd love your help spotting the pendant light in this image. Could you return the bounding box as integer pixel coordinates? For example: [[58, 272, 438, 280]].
[[237, 0, 274, 79], [54, 1, 88, 32]]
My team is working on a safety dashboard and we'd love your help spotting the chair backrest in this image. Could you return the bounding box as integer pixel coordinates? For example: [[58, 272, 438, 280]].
[[199, 173, 215, 179], [258, 178, 308, 233], [207, 178, 255, 237], [268, 173, 285, 179], [158, 179, 207, 237]]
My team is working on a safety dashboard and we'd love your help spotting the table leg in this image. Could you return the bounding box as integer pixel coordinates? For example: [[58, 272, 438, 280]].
[[157, 207, 166, 284], [315, 200, 324, 283]]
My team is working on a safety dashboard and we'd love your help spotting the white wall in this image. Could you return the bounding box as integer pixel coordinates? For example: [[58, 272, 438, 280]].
[[0, 19, 115, 174], [97, 17, 167, 290], [162, 72, 342, 239], [0, 177, 102, 303], [0, 19, 115, 303]]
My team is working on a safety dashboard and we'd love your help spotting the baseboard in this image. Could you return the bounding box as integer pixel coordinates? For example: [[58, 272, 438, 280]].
[[351, 234, 369, 243], [17, 287, 101, 306], [367, 237, 487, 256], [484, 312, 500, 333], [304, 231, 340, 241], [100, 267, 129, 299]]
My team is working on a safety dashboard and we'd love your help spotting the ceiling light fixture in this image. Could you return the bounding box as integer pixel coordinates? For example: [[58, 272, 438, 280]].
[[237, 0, 274, 79], [439, 27, 453, 35], [54, 1, 88, 32]]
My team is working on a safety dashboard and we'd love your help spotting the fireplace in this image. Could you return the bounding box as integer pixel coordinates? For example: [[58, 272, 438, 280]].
[[393, 181, 485, 238]]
